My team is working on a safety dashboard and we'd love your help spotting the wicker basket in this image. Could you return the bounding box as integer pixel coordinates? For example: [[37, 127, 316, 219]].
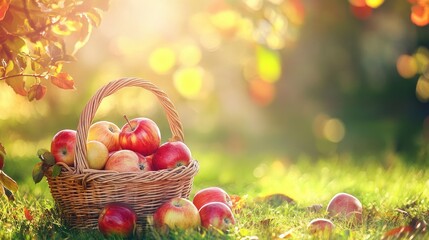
[[45, 77, 199, 230]]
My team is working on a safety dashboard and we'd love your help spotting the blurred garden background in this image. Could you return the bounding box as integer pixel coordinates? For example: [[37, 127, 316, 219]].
[[1, 0, 429, 190]]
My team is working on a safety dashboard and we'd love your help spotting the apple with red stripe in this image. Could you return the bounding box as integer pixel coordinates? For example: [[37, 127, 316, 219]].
[[193, 187, 233, 211], [98, 202, 137, 238], [199, 202, 235, 231], [153, 197, 201, 233], [119, 116, 161, 156], [152, 141, 192, 170], [50, 129, 76, 166]]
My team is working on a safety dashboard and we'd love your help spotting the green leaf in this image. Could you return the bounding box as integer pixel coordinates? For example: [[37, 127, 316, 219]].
[[0, 171, 18, 192], [32, 162, 44, 184], [37, 149, 55, 166], [51, 164, 62, 178]]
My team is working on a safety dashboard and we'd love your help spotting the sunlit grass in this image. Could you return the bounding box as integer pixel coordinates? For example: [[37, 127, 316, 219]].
[[1, 151, 429, 239]]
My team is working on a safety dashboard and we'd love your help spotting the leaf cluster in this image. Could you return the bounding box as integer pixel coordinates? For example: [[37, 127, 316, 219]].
[[0, 0, 109, 100], [32, 148, 61, 183]]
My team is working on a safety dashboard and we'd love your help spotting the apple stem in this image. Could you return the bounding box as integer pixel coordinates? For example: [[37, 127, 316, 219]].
[[123, 115, 134, 131]]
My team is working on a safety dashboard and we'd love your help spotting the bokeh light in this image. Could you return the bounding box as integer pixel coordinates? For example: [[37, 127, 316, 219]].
[[149, 47, 177, 74], [173, 66, 205, 99], [256, 46, 281, 83], [416, 76, 429, 102], [396, 54, 418, 79]]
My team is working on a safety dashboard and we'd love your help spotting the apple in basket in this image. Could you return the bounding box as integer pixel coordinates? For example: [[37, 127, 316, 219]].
[[88, 121, 121, 152], [153, 197, 201, 233], [86, 140, 109, 170], [119, 116, 161, 156], [199, 202, 236, 231], [105, 150, 153, 172], [50, 129, 76, 166], [152, 141, 192, 170], [193, 187, 233, 211], [98, 202, 137, 238]]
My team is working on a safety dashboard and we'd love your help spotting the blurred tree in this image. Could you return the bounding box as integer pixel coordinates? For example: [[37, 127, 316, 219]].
[[0, 0, 109, 101]]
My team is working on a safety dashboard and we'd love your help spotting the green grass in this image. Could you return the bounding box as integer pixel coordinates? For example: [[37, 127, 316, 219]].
[[1, 151, 429, 239]]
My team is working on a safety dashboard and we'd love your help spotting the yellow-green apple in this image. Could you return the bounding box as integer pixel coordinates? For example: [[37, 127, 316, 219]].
[[153, 197, 201, 233], [104, 150, 141, 172], [119, 117, 161, 156], [199, 202, 235, 231], [86, 140, 109, 170], [193, 187, 233, 210], [50, 129, 76, 166], [98, 202, 137, 238], [152, 141, 192, 170], [327, 192, 363, 223], [307, 218, 335, 235], [88, 121, 121, 152]]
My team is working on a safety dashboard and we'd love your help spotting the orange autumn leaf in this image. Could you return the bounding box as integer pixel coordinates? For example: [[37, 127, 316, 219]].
[[28, 84, 47, 101], [24, 207, 33, 221], [50, 72, 76, 89], [0, 0, 10, 21], [5, 76, 27, 96], [382, 225, 413, 239]]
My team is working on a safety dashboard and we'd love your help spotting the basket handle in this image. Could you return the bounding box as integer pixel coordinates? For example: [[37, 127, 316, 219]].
[[73, 77, 184, 173]]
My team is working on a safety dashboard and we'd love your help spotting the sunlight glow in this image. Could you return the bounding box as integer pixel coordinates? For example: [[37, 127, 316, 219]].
[[173, 66, 204, 99], [149, 47, 176, 74], [179, 44, 202, 67], [365, 0, 384, 9], [256, 46, 281, 83]]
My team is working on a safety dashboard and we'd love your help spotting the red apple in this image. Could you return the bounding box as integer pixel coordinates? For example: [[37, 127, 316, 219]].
[[152, 141, 192, 170], [327, 193, 363, 223], [193, 187, 233, 211], [153, 197, 201, 233], [50, 129, 76, 166], [88, 121, 121, 152], [137, 153, 153, 172], [98, 202, 137, 238], [86, 140, 109, 170], [105, 150, 141, 172], [307, 218, 335, 235], [119, 117, 161, 156], [199, 202, 235, 231]]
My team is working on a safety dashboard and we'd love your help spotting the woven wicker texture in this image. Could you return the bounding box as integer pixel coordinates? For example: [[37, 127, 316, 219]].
[[46, 77, 199, 230]]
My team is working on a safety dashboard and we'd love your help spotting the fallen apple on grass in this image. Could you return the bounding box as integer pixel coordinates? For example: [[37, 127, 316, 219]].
[[193, 187, 233, 210], [153, 197, 201, 233], [50, 129, 76, 166], [86, 140, 109, 170], [307, 218, 335, 235], [88, 121, 121, 152], [98, 202, 137, 238], [152, 141, 192, 170], [327, 192, 363, 223], [104, 150, 141, 172], [119, 116, 161, 156], [199, 202, 236, 231]]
